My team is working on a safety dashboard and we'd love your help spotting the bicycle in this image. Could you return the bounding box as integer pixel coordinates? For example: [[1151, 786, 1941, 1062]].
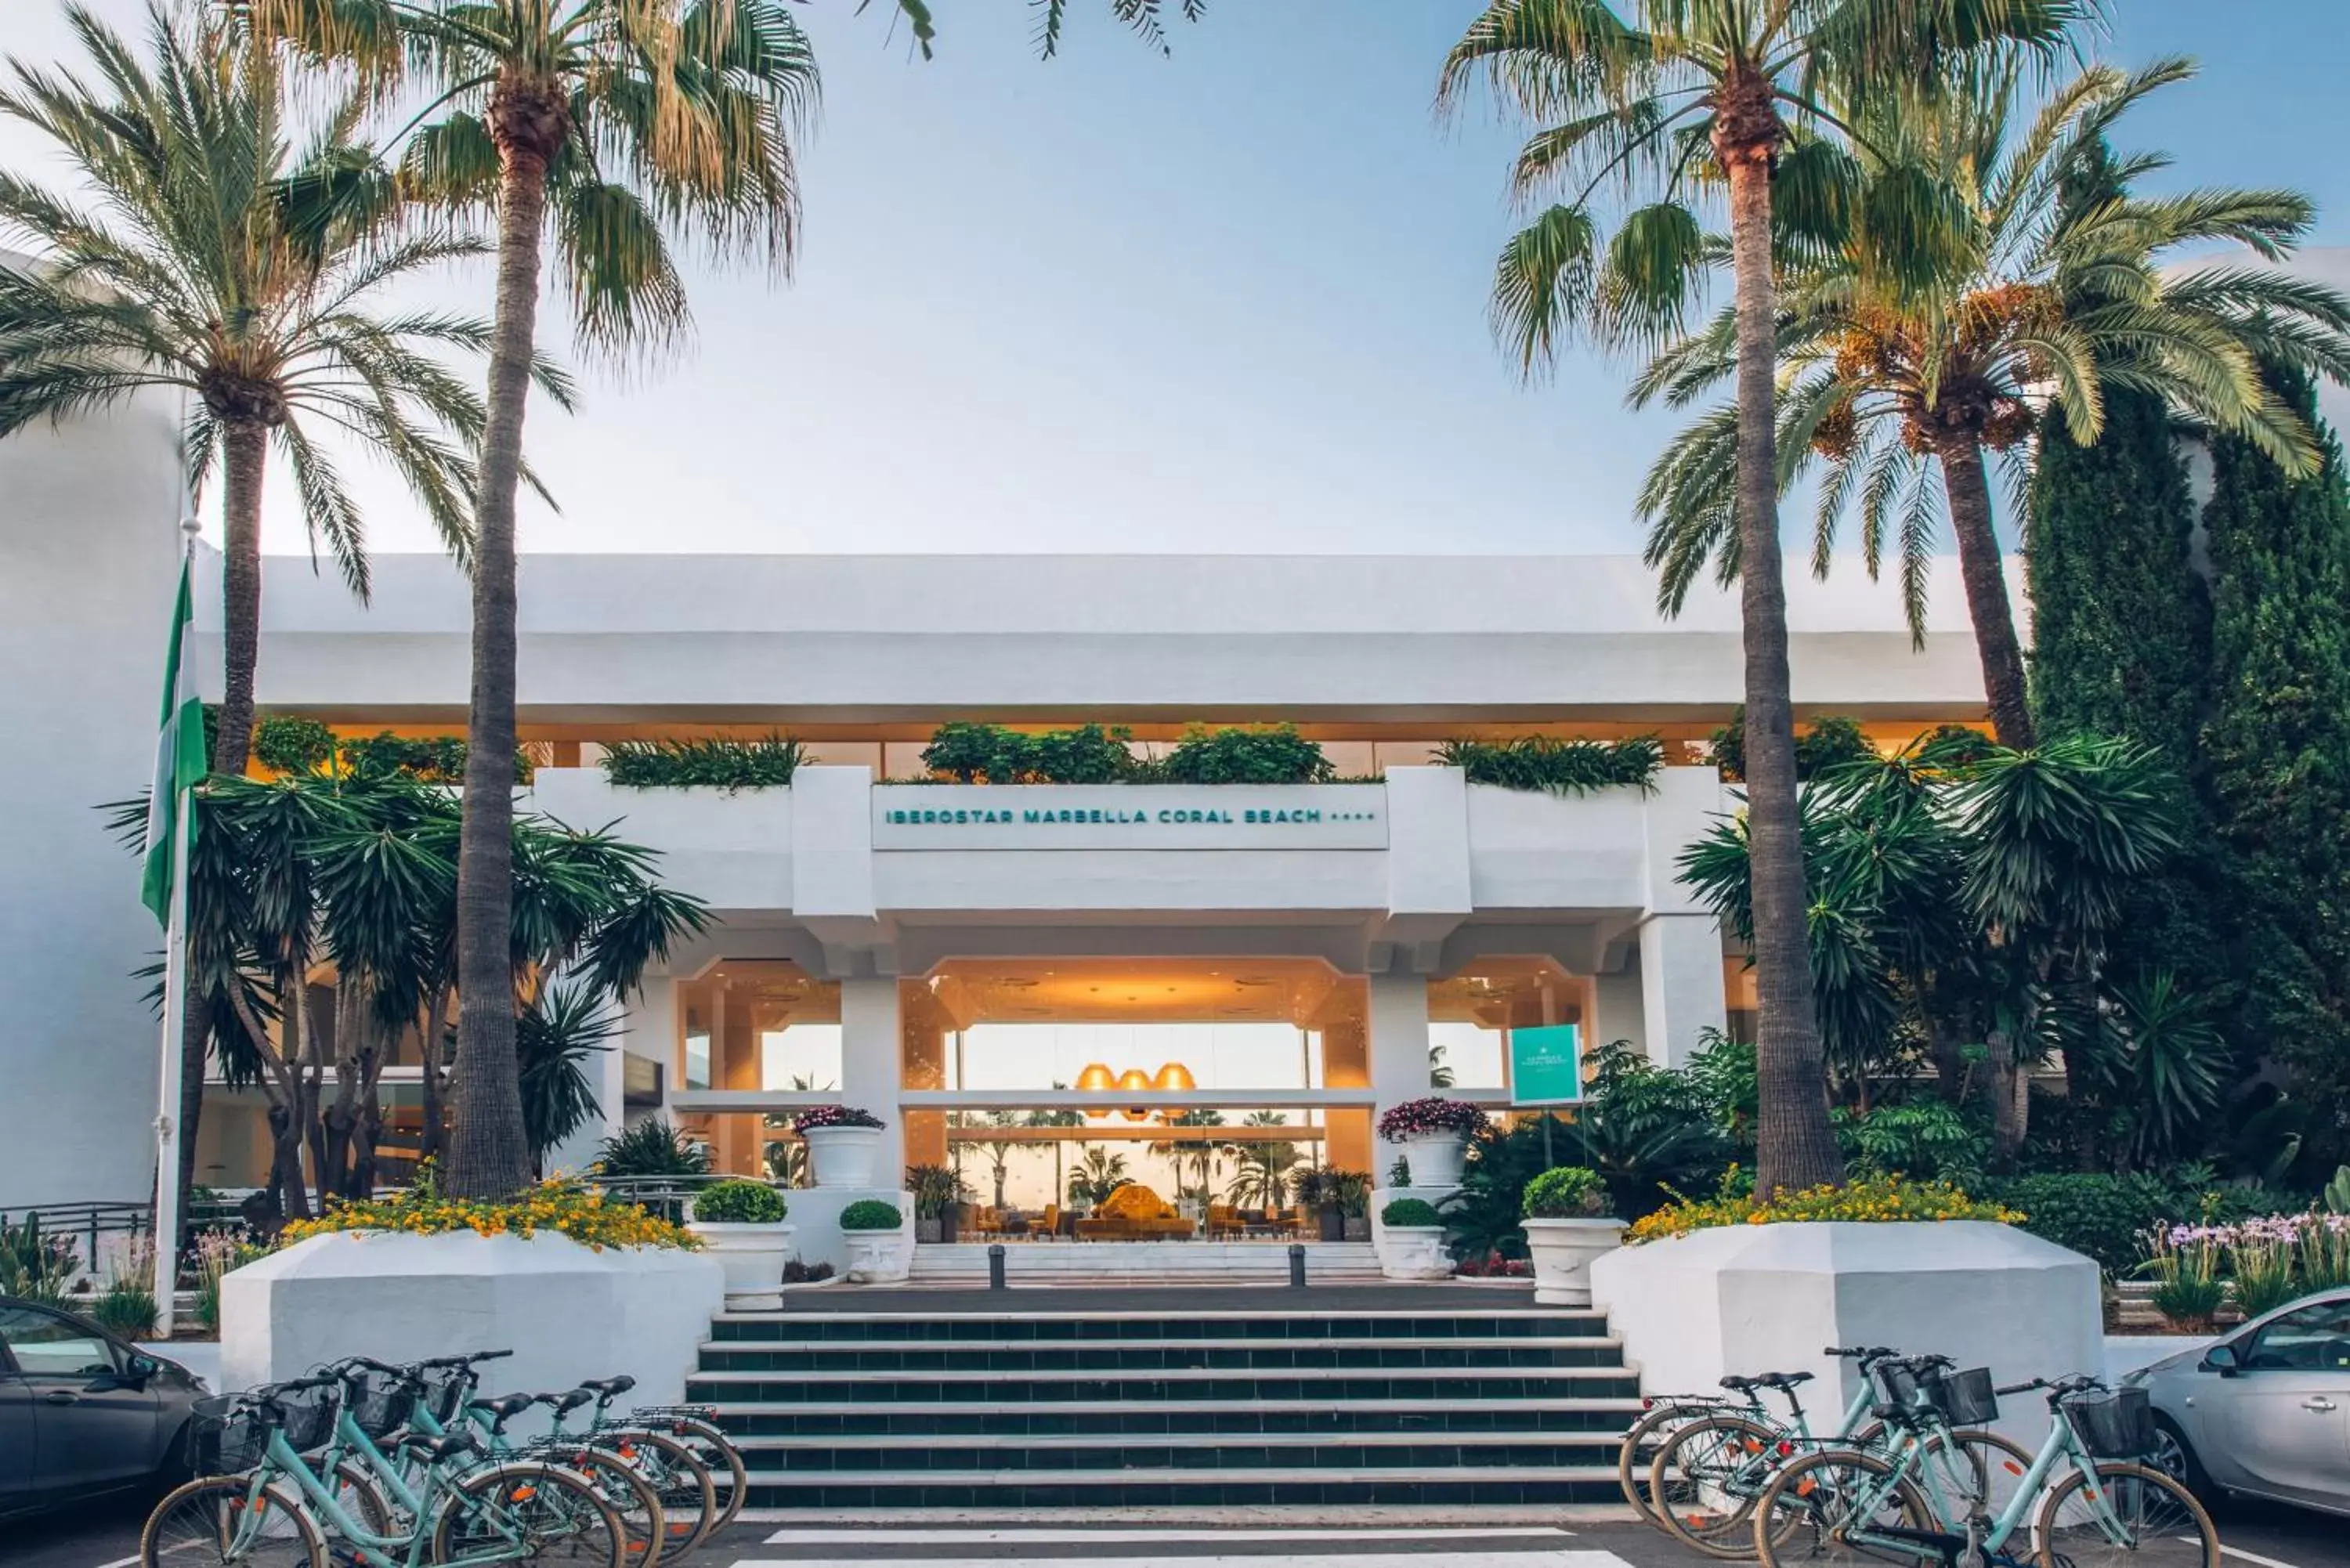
[[139, 1375, 625, 1568], [1750, 1371, 2219, 1568], [1649, 1351, 2027, 1559], [573, 1380, 748, 1541]]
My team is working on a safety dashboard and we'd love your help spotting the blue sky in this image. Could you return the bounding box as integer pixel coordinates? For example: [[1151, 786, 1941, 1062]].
[[4, 0, 2345, 558]]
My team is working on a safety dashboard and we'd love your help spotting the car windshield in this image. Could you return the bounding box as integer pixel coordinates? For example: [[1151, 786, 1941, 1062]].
[[2241, 1297, 2350, 1371]]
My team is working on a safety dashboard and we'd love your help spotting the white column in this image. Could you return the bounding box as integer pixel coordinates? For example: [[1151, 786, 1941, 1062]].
[[1593, 965, 1647, 1060], [840, 978, 905, 1185], [1636, 915, 1727, 1068], [1367, 974, 1431, 1175]]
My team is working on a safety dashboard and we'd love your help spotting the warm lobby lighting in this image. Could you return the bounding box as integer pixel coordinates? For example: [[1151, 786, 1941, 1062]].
[[1152, 1062, 1196, 1091], [1076, 1064, 1115, 1092], [1115, 1068, 1152, 1094]]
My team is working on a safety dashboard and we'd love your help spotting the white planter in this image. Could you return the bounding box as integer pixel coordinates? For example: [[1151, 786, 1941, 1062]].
[[688, 1221, 794, 1310], [220, 1232, 723, 1410], [842, 1226, 913, 1284], [1400, 1131, 1467, 1190], [1376, 1225, 1453, 1282], [1523, 1216, 1624, 1306], [803, 1124, 884, 1187]]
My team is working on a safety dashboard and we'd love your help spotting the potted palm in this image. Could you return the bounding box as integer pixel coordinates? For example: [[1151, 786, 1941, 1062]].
[[1519, 1167, 1622, 1306], [839, 1199, 912, 1284], [1376, 1198, 1453, 1281], [908, 1165, 964, 1244], [1330, 1169, 1373, 1241], [1376, 1098, 1489, 1190], [688, 1180, 792, 1310], [793, 1106, 887, 1188]]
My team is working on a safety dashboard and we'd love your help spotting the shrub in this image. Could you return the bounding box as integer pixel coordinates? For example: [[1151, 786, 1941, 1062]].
[[603, 734, 806, 791], [782, 1259, 836, 1284], [1985, 1173, 2173, 1275], [280, 1178, 698, 1251], [592, 1118, 710, 1178], [1154, 724, 1334, 784], [1436, 736, 1663, 796], [1382, 1198, 1443, 1227], [91, 1284, 158, 1339], [338, 731, 532, 785], [1711, 710, 1878, 782], [0, 1215, 77, 1306], [251, 717, 337, 775], [692, 1180, 787, 1225], [1627, 1176, 2023, 1244], [920, 722, 1137, 784], [1523, 1166, 1608, 1219], [839, 1199, 904, 1231], [1377, 1097, 1490, 1140], [794, 1105, 884, 1132], [193, 1229, 264, 1333]]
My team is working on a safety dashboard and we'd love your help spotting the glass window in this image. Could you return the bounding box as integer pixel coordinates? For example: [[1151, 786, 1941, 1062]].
[[1427, 959, 1591, 1093], [0, 1306, 121, 1378], [676, 963, 842, 1093], [2241, 1297, 2350, 1371]]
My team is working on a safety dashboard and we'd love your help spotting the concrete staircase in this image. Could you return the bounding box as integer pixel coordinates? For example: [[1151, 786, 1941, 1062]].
[[906, 1241, 1386, 1287], [688, 1299, 1637, 1510]]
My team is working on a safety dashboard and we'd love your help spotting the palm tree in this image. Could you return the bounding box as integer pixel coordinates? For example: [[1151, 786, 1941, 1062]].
[[1149, 1107, 1226, 1202], [1437, 0, 2081, 1194], [251, 0, 817, 1198], [1027, 1089, 1086, 1206], [1636, 61, 2350, 747], [1065, 1145, 1131, 1209], [0, 2, 554, 777], [1222, 1112, 1300, 1210]]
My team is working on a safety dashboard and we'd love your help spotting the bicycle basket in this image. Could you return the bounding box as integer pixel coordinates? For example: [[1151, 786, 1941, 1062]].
[[1922, 1367, 2000, 1428], [274, 1385, 339, 1453], [190, 1396, 268, 1474], [351, 1376, 418, 1441], [2064, 1387, 2156, 1459]]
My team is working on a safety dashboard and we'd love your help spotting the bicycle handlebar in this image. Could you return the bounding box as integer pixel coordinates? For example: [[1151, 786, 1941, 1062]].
[[415, 1349, 513, 1370], [1997, 1373, 2104, 1399], [1826, 1345, 1901, 1361]]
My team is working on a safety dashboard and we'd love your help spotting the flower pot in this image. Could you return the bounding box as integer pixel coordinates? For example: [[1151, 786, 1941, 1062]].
[[1376, 1225, 1452, 1282], [841, 1226, 913, 1284], [1522, 1216, 1625, 1306], [688, 1221, 794, 1310], [916, 1215, 942, 1245], [802, 1125, 883, 1187], [1401, 1131, 1467, 1190], [1318, 1203, 1345, 1243], [1343, 1214, 1369, 1242]]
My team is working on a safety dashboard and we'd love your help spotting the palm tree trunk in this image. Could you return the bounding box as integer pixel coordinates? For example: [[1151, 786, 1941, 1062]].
[[447, 92, 562, 1201], [1719, 106, 1841, 1198], [1936, 435, 2034, 748], [213, 417, 267, 776]]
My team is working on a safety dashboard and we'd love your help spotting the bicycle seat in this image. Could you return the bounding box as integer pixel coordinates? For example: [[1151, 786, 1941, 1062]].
[[398, 1429, 482, 1463], [579, 1375, 637, 1396], [1722, 1371, 1815, 1392], [538, 1389, 595, 1414], [468, 1393, 537, 1427]]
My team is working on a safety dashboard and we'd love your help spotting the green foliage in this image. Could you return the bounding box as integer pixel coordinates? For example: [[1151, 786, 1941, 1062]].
[[603, 735, 806, 791], [1985, 1172, 2178, 1274], [1155, 724, 1333, 784], [592, 1118, 709, 1179], [90, 1284, 158, 1339], [1381, 1198, 1442, 1228], [920, 722, 1137, 783], [2326, 1167, 2350, 1216], [1710, 710, 1878, 783], [1436, 737, 1662, 796], [1522, 1166, 1607, 1219], [517, 985, 612, 1169], [1387, 1156, 1412, 1187], [338, 732, 533, 785], [905, 1165, 966, 1219], [692, 1180, 786, 1224], [838, 1199, 904, 1231], [2203, 366, 2350, 1161], [1327, 1169, 1372, 1217], [252, 718, 338, 776], [0, 1216, 75, 1306], [1841, 1100, 1990, 1188], [1065, 1147, 1132, 1208]]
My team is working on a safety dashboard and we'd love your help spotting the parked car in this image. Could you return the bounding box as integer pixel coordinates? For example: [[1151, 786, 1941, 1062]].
[[0, 1295, 207, 1520], [2125, 1288, 2350, 1518]]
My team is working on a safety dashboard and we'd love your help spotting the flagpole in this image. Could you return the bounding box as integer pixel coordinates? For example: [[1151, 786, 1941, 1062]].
[[151, 515, 202, 1338]]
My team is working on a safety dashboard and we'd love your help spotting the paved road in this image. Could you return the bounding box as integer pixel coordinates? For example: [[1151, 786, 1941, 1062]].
[[9, 1501, 2348, 1568]]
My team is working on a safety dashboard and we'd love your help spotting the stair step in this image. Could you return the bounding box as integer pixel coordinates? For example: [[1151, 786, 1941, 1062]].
[[712, 1396, 1641, 1437], [736, 1433, 1622, 1472], [689, 1369, 1640, 1405], [741, 1465, 1622, 1509], [696, 1339, 1624, 1375], [710, 1313, 1607, 1341]]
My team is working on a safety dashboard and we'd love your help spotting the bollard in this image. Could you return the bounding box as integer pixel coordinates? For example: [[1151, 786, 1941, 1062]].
[[989, 1242, 1007, 1291], [1288, 1242, 1307, 1288]]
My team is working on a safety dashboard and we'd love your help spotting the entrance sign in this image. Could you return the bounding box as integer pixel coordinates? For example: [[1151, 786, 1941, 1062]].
[[1509, 1023, 1584, 1106], [874, 784, 1386, 850]]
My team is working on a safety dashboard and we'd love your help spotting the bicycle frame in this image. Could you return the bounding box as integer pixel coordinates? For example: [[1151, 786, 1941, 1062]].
[[1846, 1404, 2131, 1560], [232, 1423, 535, 1568]]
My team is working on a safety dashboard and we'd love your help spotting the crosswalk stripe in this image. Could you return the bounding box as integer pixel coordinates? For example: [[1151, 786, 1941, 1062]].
[[757, 1528, 1578, 1545]]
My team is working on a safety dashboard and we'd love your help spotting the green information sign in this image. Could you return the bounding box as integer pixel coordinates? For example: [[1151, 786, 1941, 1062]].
[[1509, 1023, 1585, 1106]]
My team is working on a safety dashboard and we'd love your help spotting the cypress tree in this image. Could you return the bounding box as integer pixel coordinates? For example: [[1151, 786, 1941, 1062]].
[[2023, 388, 2231, 1013], [2201, 367, 2350, 1156]]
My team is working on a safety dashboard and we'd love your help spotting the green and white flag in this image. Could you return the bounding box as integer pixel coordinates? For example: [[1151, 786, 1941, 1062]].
[[140, 555, 208, 924]]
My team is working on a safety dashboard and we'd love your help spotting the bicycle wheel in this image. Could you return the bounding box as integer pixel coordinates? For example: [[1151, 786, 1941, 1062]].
[[1649, 1411, 1788, 1559], [1752, 1447, 1936, 1568], [656, 1415, 747, 1538], [1619, 1400, 1724, 1526], [2031, 1460, 2219, 1568], [429, 1460, 626, 1568], [560, 1446, 669, 1568], [143, 1476, 327, 1568], [327, 1457, 400, 1538], [595, 1429, 717, 1560]]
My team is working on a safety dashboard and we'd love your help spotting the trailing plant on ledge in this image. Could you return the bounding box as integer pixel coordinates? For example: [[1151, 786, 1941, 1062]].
[[1437, 736, 1663, 795], [1378, 1097, 1490, 1140], [1625, 1174, 2023, 1244], [602, 735, 807, 791]]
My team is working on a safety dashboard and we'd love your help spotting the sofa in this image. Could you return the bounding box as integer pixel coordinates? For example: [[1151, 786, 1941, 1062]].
[[1075, 1183, 1195, 1241]]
